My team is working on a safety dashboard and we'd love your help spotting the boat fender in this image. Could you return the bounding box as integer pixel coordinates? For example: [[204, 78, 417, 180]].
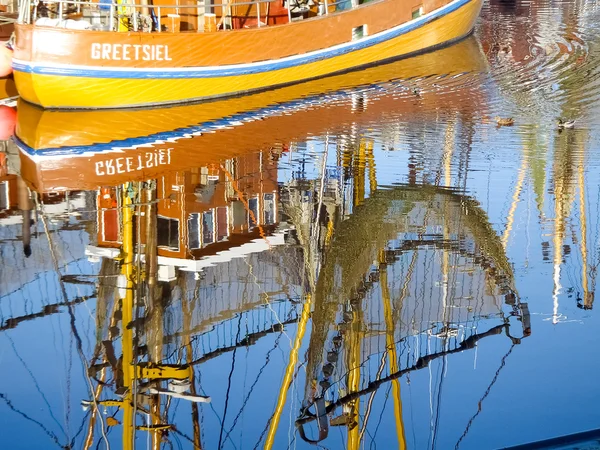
[[0, 43, 12, 78], [0, 105, 16, 140]]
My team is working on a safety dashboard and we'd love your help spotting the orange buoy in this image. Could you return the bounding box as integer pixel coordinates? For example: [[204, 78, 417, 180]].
[[0, 105, 16, 140], [0, 44, 12, 77]]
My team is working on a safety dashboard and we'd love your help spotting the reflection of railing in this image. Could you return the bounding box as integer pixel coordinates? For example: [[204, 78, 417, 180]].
[[21, 0, 278, 32]]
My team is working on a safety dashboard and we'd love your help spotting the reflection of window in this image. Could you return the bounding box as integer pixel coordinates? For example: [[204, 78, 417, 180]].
[[217, 207, 228, 241], [248, 197, 259, 227], [158, 216, 179, 250], [188, 214, 200, 249], [0, 181, 8, 210], [231, 201, 246, 230], [263, 193, 275, 225], [102, 209, 119, 242], [202, 211, 214, 244]]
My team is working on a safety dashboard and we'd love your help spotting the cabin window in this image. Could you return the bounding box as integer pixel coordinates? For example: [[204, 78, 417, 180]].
[[202, 211, 215, 244], [263, 193, 276, 225], [248, 197, 260, 227], [0, 181, 8, 210], [188, 214, 201, 249], [352, 25, 368, 41], [158, 216, 180, 250], [231, 201, 247, 230], [412, 6, 423, 19], [217, 207, 229, 241]]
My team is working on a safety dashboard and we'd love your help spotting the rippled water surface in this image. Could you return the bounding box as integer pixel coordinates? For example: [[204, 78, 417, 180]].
[[3, 1, 600, 449]]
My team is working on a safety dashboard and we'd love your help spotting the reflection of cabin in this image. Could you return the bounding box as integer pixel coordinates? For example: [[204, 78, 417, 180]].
[[96, 152, 279, 269], [0, 152, 17, 220]]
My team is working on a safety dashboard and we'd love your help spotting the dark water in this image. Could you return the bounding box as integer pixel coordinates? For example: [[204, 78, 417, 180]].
[[3, 1, 600, 449]]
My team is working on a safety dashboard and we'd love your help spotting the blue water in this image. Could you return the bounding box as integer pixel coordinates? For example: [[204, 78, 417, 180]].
[[2, 0, 600, 449]]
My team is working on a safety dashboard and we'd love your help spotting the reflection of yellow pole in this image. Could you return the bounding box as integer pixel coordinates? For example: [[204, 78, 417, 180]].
[[347, 307, 361, 450], [353, 141, 366, 207], [380, 265, 407, 450], [443, 122, 455, 187], [365, 140, 376, 193], [502, 156, 529, 249], [182, 288, 202, 449], [578, 164, 591, 308], [265, 295, 313, 450], [122, 185, 135, 450]]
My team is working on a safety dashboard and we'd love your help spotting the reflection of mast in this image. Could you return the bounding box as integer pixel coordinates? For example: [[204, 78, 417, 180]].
[[85, 183, 195, 450], [577, 159, 593, 309], [346, 292, 363, 450], [380, 257, 407, 450], [502, 150, 528, 250], [121, 185, 136, 450]]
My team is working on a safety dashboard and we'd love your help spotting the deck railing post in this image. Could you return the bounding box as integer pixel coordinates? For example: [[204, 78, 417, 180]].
[[109, 3, 115, 30], [132, 3, 138, 30], [324, 0, 328, 14], [157, 5, 161, 31], [256, 0, 260, 27], [58, 0, 63, 19]]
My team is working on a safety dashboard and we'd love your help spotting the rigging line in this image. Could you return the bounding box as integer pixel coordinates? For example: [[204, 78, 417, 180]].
[[218, 311, 244, 450], [359, 347, 389, 441], [242, 257, 292, 345], [368, 384, 393, 450], [0, 392, 64, 448], [65, 326, 74, 444], [198, 383, 238, 450], [0, 256, 90, 301], [453, 343, 516, 450], [253, 354, 317, 450], [297, 324, 508, 427], [431, 354, 447, 450], [69, 409, 93, 449], [3, 331, 68, 438], [170, 427, 203, 450], [221, 332, 284, 444], [36, 198, 111, 450]]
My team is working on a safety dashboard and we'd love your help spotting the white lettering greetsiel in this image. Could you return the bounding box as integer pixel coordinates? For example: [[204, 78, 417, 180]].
[[91, 43, 172, 61], [95, 148, 173, 176]]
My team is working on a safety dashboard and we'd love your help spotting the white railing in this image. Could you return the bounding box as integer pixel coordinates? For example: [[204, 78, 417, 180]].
[[20, 0, 299, 32]]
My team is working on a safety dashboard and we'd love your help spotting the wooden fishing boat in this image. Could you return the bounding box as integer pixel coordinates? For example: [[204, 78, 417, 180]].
[[14, 36, 487, 190], [12, 0, 482, 109]]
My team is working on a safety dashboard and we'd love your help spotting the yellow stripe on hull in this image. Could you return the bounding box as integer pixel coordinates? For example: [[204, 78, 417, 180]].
[[15, 0, 481, 109]]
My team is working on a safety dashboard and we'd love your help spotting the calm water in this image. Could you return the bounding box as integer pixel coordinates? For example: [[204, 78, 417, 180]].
[[3, 1, 600, 449]]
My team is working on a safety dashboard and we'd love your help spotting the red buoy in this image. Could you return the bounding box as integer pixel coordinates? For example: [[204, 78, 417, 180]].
[[0, 105, 16, 140]]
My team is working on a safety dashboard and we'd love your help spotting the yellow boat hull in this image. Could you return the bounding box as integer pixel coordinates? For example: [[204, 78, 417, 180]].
[[13, 0, 482, 109]]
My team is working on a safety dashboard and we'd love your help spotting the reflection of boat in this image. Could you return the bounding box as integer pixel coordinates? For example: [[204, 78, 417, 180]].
[[1, 124, 531, 450], [15, 36, 488, 192], [12, 0, 482, 109]]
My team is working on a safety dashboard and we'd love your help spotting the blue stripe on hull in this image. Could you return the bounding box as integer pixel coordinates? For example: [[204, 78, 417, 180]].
[[13, 0, 472, 79]]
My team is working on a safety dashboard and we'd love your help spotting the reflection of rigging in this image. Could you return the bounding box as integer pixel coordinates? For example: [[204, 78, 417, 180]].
[[283, 132, 531, 446]]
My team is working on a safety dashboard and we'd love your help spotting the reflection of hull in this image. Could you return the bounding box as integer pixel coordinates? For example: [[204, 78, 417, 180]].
[[13, 0, 482, 109], [16, 36, 487, 192]]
